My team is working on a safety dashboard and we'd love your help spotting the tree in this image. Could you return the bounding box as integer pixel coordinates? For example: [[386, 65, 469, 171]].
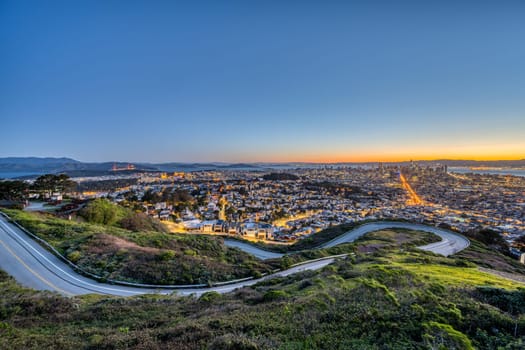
[[172, 189, 193, 203], [466, 227, 510, 255], [56, 174, 77, 193], [32, 174, 77, 198], [0, 180, 29, 201], [79, 198, 121, 225], [225, 205, 236, 219], [142, 189, 161, 203]]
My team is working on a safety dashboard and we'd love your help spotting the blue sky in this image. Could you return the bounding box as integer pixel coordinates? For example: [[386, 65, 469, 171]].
[[2, 1, 524, 162]]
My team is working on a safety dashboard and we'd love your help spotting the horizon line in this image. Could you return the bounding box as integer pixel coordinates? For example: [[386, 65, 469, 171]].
[[2, 156, 525, 164]]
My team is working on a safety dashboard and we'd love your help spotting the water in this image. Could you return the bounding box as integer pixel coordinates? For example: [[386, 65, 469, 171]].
[[0, 172, 44, 179], [450, 167, 525, 177]]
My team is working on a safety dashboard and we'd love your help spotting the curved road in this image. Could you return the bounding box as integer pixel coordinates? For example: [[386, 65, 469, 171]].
[[0, 215, 469, 297], [225, 221, 470, 259]]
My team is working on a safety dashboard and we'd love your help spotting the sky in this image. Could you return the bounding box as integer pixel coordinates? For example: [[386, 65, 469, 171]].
[[1, 0, 524, 163]]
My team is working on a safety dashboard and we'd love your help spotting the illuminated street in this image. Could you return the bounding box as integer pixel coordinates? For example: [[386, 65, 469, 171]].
[[399, 173, 423, 205]]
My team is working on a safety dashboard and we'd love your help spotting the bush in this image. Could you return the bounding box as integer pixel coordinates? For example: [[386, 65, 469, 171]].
[[423, 322, 474, 350], [183, 249, 197, 256], [79, 199, 124, 225], [158, 250, 176, 261], [280, 256, 292, 270], [263, 290, 289, 302], [67, 251, 82, 263], [200, 291, 222, 303], [120, 212, 168, 233], [208, 334, 259, 350], [454, 258, 476, 268]]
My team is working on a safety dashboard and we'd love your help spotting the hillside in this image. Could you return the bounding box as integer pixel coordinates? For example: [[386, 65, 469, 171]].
[[0, 157, 267, 178], [2, 208, 277, 285], [1, 227, 524, 349], [0, 157, 156, 178]]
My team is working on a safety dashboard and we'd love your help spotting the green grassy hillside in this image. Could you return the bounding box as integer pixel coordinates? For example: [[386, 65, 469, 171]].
[[1, 209, 277, 285], [1, 227, 524, 349]]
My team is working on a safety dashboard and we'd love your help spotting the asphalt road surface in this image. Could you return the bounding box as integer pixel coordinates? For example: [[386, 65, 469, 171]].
[[0, 215, 469, 297], [225, 221, 470, 259], [0, 215, 339, 297]]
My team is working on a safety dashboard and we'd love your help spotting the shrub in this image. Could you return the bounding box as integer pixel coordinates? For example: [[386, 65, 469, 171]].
[[423, 321, 474, 350], [120, 212, 168, 233], [199, 291, 222, 303], [280, 256, 292, 270], [263, 289, 289, 302], [67, 251, 82, 263], [208, 334, 259, 350], [158, 250, 176, 261], [79, 199, 124, 225], [183, 249, 197, 256]]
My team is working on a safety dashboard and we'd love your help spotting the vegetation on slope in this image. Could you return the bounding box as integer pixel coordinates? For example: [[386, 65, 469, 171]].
[[246, 219, 438, 254], [2, 208, 277, 285], [1, 229, 525, 349]]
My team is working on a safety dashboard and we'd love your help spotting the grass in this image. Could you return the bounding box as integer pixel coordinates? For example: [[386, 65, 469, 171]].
[[1, 251, 524, 349], [456, 239, 525, 274], [0, 225, 525, 349], [1, 209, 278, 285], [0, 209, 445, 286], [397, 263, 524, 289]]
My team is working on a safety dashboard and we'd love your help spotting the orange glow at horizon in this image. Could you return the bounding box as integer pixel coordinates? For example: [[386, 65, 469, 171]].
[[234, 144, 525, 163], [243, 153, 525, 163]]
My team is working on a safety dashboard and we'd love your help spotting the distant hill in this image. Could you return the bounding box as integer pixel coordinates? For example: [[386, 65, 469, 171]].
[[0, 157, 80, 167], [0, 158, 267, 178], [146, 162, 264, 171], [0, 158, 267, 179], [0, 157, 82, 177], [0, 157, 156, 179], [1, 157, 524, 179]]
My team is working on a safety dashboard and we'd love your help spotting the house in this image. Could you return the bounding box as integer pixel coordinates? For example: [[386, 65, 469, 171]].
[[201, 221, 215, 233], [182, 219, 202, 230], [228, 224, 239, 235], [155, 202, 167, 210], [213, 220, 226, 232], [50, 193, 63, 203], [240, 221, 274, 239], [158, 210, 171, 220]]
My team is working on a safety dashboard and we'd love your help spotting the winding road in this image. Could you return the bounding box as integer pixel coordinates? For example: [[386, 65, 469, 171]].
[[0, 214, 469, 297], [225, 221, 470, 259]]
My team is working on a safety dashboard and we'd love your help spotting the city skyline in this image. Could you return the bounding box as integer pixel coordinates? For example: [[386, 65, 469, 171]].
[[2, 1, 525, 163]]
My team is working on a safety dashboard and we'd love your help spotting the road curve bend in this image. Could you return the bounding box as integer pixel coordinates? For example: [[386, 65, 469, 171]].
[[0, 215, 469, 297], [225, 221, 470, 259]]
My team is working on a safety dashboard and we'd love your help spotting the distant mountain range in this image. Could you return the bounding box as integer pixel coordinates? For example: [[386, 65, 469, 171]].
[[0, 157, 273, 178], [0, 157, 524, 179], [0, 157, 150, 178]]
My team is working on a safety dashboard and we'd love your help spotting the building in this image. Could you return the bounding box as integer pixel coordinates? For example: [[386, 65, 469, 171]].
[[201, 221, 215, 233], [240, 221, 274, 239], [213, 220, 226, 232], [158, 210, 171, 220]]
